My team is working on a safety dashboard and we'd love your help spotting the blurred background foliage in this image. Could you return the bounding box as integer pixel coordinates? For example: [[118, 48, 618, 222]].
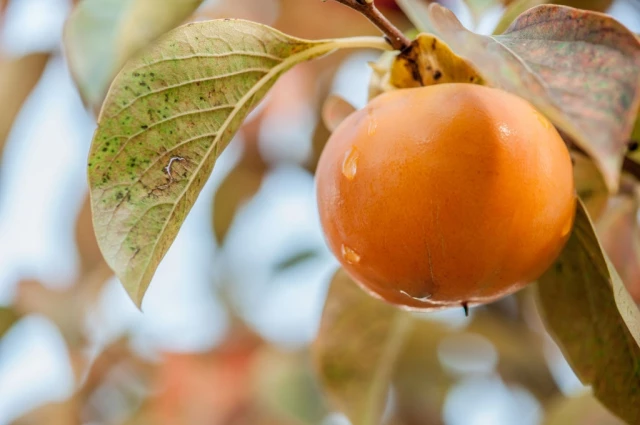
[[0, 0, 639, 424]]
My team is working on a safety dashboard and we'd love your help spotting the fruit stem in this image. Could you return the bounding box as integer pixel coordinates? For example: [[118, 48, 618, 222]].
[[331, 0, 412, 51]]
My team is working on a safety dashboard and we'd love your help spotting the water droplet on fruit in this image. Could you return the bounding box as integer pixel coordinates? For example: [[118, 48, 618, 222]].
[[342, 146, 359, 180], [341, 244, 361, 264], [367, 118, 377, 136], [366, 107, 377, 136]]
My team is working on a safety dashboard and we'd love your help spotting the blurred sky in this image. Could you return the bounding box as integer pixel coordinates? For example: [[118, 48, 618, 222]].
[[0, 0, 638, 424]]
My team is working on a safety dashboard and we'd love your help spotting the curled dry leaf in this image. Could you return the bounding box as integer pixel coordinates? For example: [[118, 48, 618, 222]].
[[313, 268, 412, 425], [368, 50, 397, 99], [396, 2, 640, 192], [87, 18, 390, 307], [0, 53, 49, 163], [64, 0, 205, 111], [390, 33, 484, 88], [536, 201, 640, 424], [321, 94, 356, 133]]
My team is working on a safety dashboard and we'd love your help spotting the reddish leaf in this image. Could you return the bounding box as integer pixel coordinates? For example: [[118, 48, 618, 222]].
[[398, 3, 640, 191]]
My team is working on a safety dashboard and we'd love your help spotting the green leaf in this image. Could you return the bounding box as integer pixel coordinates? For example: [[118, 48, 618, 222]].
[[313, 268, 412, 425], [87, 19, 390, 307], [396, 3, 640, 192], [64, 0, 205, 111], [536, 200, 640, 424]]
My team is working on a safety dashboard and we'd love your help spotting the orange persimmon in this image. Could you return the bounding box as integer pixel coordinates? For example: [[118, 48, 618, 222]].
[[316, 83, 576, 309]]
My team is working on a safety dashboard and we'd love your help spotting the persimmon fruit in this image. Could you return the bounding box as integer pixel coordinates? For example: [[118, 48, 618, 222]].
[[316, 83, 576, 309]]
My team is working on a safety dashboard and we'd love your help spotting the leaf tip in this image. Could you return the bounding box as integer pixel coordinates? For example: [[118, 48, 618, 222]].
[[596, 153, 623, 194]]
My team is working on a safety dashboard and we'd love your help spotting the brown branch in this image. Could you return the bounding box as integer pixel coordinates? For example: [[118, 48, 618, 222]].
[[331, 0, 411, 51]]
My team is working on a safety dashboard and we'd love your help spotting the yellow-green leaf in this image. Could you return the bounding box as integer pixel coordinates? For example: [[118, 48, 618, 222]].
[[536, 201, 640, 424], [64, 0, 205, 111], [87, 19, 390, 307]]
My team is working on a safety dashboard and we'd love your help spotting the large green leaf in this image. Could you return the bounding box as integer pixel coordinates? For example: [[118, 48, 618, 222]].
[[88, 19, 389, 307], [65, 0, 205, 111], [537, 201, 640, 424], [395, 2, 640, 192]]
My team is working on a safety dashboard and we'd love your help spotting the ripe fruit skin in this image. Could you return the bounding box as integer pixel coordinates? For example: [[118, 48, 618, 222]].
[[316, 84, 576, 309]]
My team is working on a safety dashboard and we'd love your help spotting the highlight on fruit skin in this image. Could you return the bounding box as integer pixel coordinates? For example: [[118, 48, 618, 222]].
[[315, 83, 576, 310]]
